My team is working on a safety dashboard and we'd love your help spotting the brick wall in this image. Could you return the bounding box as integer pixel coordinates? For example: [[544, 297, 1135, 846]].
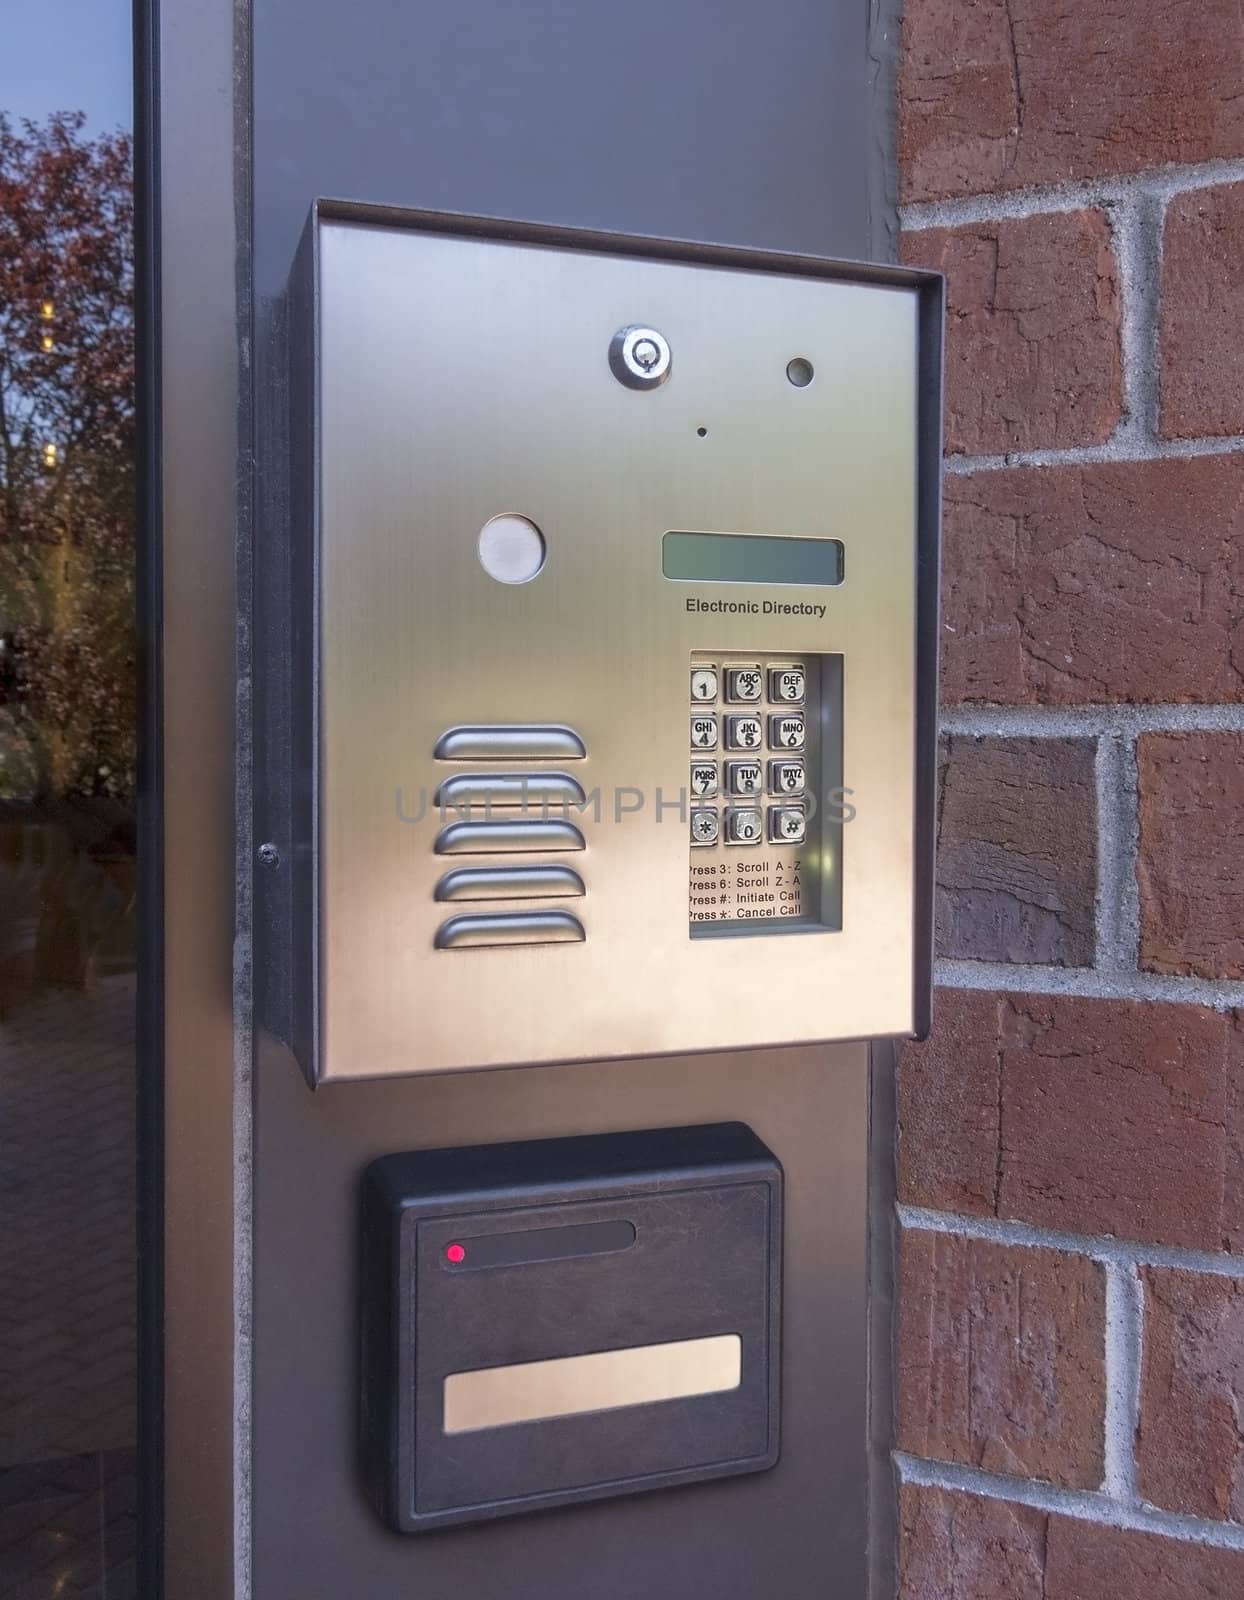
[[895, 0, 1244, 1589]]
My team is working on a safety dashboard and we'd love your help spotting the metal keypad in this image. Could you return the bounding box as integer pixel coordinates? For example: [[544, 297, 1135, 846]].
[[686, 656, 818, 856]]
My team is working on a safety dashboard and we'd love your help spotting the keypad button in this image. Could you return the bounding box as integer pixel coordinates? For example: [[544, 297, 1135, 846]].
[[769, 666, 805, 703], [691, 713, 719, 750], [725, 807, 763, 846], [725, 714, 764, 751], [690, 667, 718, 703], [690, 762, 719, 799], [725, 760, 764, 797], [768, 713, 805, 750], [769, 806, 806, 844], [769, 759, 805, 796], [690, 808, 720, 847], [725, 666, 764, 702]]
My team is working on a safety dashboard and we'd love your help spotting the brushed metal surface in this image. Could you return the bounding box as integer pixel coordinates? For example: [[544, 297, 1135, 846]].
[[435, 911, 586, 949], [434, 724, 587, 760], [434, 819, 587, 855], [311, 217, 922, 1078], [434, 772, 587, 808], [435, 864, 586, 901], [442, 1335, 742, 1434]]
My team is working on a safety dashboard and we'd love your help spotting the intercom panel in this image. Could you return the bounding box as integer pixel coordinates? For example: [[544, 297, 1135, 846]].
[[283, 204, 941, 1082], [359, 1123, 782, 1532]]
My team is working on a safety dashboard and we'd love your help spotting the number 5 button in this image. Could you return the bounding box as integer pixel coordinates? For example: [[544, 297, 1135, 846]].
[[725, 715, 763, 750]]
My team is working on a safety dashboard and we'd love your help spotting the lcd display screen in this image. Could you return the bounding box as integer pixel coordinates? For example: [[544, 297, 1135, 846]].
[[663, 531, 845, 586]]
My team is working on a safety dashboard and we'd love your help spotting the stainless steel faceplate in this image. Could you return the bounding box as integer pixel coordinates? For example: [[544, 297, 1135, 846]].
[[293, 209, 936, 1081]]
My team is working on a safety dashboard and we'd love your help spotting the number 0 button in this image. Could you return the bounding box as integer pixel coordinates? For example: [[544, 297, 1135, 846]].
[[725, 808, 763, 845]]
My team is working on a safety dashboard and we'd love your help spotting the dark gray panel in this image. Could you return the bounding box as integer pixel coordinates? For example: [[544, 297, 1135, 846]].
[[253, 0, 868, 296], [249, 1, 880, 1595], [251, 1039, 867, 1599]]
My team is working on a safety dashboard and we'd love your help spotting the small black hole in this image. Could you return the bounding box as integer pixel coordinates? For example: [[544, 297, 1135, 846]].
[[696, 426, 708, 437]]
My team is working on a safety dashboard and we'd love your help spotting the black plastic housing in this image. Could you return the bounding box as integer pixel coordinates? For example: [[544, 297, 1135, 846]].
[[360, 1123, 783, 1532]]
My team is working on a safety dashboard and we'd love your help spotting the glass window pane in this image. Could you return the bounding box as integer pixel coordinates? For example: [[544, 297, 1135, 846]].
[[1, 7, 139, 1594]]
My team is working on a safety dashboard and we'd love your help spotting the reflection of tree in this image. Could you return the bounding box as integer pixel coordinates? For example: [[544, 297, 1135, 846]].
[[0, 112, 134, 803]]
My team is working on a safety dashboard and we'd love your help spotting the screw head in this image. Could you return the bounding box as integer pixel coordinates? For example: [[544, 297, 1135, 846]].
[[257, 842, 280, 868]]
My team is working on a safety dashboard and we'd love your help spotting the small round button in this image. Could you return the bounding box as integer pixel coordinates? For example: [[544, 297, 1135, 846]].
[[478, 514, 546, 585]]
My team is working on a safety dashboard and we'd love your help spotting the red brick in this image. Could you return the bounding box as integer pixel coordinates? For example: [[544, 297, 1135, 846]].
[[900, 0, 1244, 203], [897, 1231, 1106, 1486], [1045, 1512, 1244, 1598], [901, 1489, 1244, 1600], [937, 735, 1096, 966], [1138, 733, 1244, 980], [1137, 1268, 1244, 1521], [903, 213, 1121, 455], [899, 990, 1244, 1251], [898, 1485, 1046, 1600], [897, 989, 1002, 1218], [942, 456, 1244, 705], [1161, 183, 1244, 439]]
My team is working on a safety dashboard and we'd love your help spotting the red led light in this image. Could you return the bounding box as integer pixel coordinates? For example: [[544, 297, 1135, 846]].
[[445, 1243, 466, 1265]]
